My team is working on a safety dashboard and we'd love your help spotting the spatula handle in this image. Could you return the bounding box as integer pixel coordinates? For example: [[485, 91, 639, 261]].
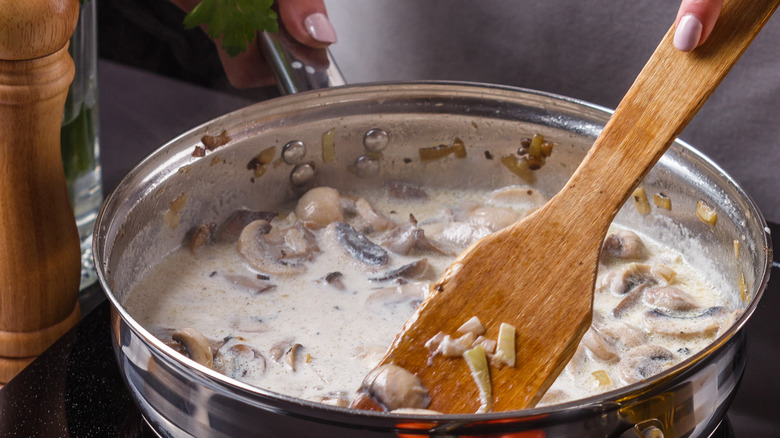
[[557, 0, 780, 227], [0, 0, 82, 383]]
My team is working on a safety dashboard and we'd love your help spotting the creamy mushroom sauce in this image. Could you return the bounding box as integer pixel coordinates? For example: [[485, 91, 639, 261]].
[[124, 183, 733, 409]]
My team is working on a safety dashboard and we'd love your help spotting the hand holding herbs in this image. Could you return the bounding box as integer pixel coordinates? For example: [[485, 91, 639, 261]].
[[176, 0, 335, 88], [183, 0, 278, 57]]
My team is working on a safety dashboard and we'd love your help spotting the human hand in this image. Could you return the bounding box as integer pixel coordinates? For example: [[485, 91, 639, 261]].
[[171, 0, 337, 88], [673, 0, 724, 51]]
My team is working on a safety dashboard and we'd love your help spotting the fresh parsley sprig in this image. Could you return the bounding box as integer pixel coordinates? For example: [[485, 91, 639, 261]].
[[183, 0, 279, 57]]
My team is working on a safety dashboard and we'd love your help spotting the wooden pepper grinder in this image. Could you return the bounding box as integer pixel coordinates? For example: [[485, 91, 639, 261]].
[[0, 0, 82, 384]]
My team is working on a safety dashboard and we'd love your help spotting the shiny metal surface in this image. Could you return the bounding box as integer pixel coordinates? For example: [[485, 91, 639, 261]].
[[94, 82, 771, 437], [258, 30, 345, 95]]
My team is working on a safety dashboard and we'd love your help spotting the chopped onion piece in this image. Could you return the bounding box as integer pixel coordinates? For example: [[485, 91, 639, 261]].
[[457, 316, 486, 337], [592, 369, 612, 386], [473, 335, 496, 354], [463, 345, 492, 413], [696, 201, 718, 226], [492, 322, 516, 368], [632, 187, 651, 215]]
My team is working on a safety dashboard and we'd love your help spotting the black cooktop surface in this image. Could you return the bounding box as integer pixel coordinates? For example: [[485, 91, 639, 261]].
[[0, 223, 776, 437]]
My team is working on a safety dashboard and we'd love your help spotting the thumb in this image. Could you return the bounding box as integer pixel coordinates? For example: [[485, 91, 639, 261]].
[[277, 0, 337, 48], [673, 0, 725, 51]]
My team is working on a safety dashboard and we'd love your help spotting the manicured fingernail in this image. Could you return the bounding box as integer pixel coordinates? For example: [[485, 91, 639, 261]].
[[304, 12, 337, 44], [674, 14, 703, 52]]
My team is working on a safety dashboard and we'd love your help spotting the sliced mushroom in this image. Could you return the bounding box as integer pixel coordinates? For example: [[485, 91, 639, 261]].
[[460, 205, 521, 232], [369, 259, 437, 282], [294, 186, 345, 228], [436, 221, 493, 250], [269, 338, 296, 362], [354, 345, 388, 368], [222, 273, 276, 295], [563, 344, 589, 378], [601, 230, 648, 263], [172, 327, 214, 368], [327, 221, 388, 266], [354, 198, 394, 233], [213, 338, 267, 380], [386, 181, 429, 201], [537, 388, 569, 407], [186, 222, 216, 253], [313, 392, 351, 408], [357, 364, 431, 411], [642, 307, 729, 337], [619, 345, 674, 384], [643, 285, 699, 312], [217, 209, 277, 243], [596, 263, 667, 295], [285, 343, 303, 371], [380, 218, 420, 255], [596, 318, 647, 349], [321, 271, 346, 290], [612, 283, 651, 317], [717, 309, 744, 337], [365, 281, 429, 309], [487, 185, 548, 210], [238, 220, 319, 276], [380, 215, 450, 256], [581, 326, 620, 362]]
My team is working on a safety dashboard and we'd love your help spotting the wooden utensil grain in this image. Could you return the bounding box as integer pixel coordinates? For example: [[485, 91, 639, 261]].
[[351, 0, 780, 414]]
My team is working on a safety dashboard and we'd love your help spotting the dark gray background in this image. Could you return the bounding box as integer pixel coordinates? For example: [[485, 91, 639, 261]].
[[324, 0, 780, 223], [96, 0, 779, 222]]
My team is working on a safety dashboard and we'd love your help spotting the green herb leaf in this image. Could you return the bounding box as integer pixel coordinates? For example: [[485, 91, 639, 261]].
[[184, 0, 279, 57]]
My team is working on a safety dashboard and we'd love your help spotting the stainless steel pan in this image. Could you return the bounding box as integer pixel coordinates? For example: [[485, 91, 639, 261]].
[[94, 35, 772, 438]]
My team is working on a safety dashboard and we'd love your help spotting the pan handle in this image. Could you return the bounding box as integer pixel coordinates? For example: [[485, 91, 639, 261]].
[[259, 30, 346, 95]]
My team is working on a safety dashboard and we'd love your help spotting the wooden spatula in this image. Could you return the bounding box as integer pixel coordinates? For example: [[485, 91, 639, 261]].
[[351, 0, 779, 414]]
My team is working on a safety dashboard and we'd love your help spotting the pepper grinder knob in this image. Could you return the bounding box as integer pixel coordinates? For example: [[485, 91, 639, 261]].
[[0, 0, 82, 384]]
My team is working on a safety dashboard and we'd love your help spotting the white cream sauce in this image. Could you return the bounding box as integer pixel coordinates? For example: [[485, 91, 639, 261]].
[[124, 184, 732, 409]]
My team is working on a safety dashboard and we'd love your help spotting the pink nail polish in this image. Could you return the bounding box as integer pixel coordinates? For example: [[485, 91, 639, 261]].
[[674, 14, 703, 52], [304, 12, 337, 44]]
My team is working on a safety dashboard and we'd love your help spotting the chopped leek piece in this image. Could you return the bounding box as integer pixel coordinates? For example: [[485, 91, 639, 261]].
[[739, 272, 748, 303], [492, 322, 516, 368], [322, 128, 336, 163], [500, 154, 536, 183], [653, 192, 672, 210], [418, 138, 467, 161], [473, 335, 497, 354], [528, 134, 544, 159], [451, 137, 467, 158], [540, 140, 554, 157], [696, 200, 718, 226], [463, 345, 492, 413], [632, 187, 651, 215]]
